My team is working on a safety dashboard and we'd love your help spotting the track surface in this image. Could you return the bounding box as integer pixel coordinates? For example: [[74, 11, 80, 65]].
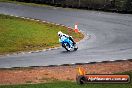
[[0, 2, 132, 68]]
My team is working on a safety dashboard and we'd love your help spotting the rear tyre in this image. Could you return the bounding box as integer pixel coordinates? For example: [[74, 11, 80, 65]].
[[74, 47, 78, 51], [74, 44, 78, 51]]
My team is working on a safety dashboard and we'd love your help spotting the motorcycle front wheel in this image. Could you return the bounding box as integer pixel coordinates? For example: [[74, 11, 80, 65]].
[[62, 43, 70, 51]]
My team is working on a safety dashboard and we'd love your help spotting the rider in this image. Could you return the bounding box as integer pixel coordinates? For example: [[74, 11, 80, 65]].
[[58, 31, 76, 46]]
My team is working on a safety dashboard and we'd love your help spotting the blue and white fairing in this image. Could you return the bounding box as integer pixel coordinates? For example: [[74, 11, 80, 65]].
[[59, 36, 73, 48]]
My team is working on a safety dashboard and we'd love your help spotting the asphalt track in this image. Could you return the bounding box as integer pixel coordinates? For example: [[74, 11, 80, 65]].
[[0, 2, 132, 68]]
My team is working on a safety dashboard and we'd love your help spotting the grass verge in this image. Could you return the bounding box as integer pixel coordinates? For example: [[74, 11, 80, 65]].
[[0, 71, 131, 88], [0, 14, 83, 55]]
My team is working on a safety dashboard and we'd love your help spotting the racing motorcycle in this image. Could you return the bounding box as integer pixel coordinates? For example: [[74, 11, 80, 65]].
[[59, 36, 78, 51]]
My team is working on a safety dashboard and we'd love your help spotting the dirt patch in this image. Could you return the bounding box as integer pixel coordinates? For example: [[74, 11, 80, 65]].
[[0, 60, 132, 85]]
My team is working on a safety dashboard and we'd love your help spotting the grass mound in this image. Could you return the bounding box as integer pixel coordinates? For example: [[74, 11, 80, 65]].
[[0, 14, 83, 55]]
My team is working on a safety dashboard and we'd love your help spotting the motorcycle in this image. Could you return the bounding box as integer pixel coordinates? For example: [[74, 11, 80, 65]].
[[59, 36, 78, 51]]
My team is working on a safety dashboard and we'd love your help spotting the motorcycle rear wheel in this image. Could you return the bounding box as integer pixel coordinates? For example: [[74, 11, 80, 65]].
[[74, 44, 78, 51]]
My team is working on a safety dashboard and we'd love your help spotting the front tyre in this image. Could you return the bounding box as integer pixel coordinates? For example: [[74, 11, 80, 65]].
[[62, 43, 70, 51]]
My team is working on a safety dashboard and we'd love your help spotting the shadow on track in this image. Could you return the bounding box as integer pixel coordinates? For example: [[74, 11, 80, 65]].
[[61, 50, 77, 54]]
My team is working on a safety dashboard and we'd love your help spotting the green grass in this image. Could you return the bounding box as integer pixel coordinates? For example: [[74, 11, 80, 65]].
[[0, 14, 83, 54], [0, 71, 131, 88]]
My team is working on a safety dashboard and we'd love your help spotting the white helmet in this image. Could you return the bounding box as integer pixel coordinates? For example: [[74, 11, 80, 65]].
[[58, 31, 63, 37]]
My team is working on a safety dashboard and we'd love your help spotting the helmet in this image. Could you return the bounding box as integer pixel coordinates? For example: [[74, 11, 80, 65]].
[[58, 31, 63, 37]]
